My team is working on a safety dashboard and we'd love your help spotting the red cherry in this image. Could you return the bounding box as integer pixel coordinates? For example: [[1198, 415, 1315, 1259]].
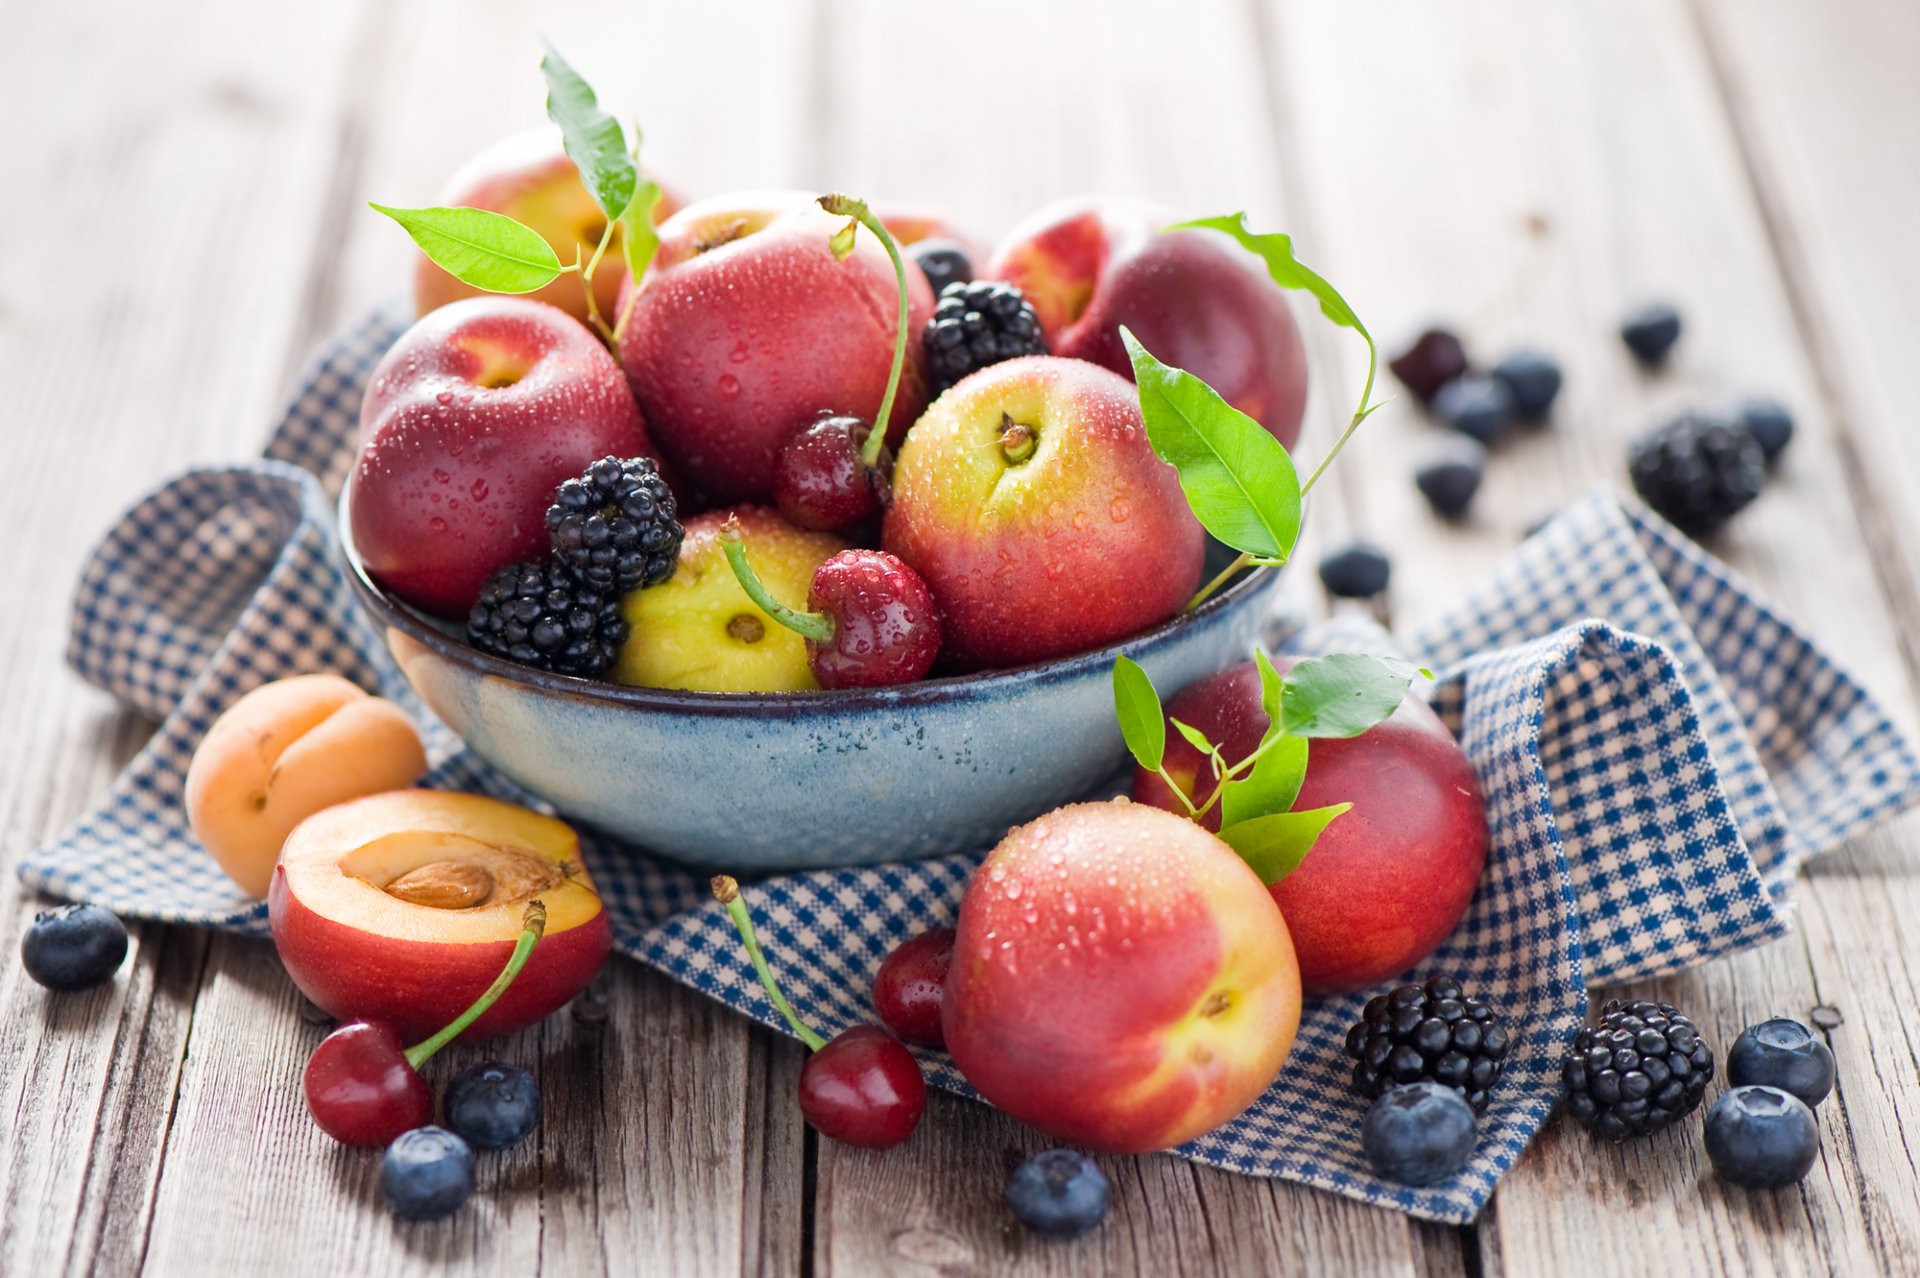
[[303, 1020, 432, 1147], [301, 902, 547, 1147], [798, 1026, 928, 1148], [873, 927, 954, 1047], [805, 550, 942, 688], [773, 414, 891, 533]]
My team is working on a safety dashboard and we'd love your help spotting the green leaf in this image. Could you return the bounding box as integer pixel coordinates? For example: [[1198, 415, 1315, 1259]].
[[540, 40, 636, 223], [1122, 328, 1303, 561], [1219, 733, 1308, 828], [620, 177, 663, 284], [1112, 655, 1166, 772], [828, 218, 859, 261], [1218, 803, 1350, 885], [1169, 718, 1215, 756], [369, 204, 564, 294], [1254, 648, 1285, 730], [1168, 212, 1369, 341], [1280, 653, 1418, 739]]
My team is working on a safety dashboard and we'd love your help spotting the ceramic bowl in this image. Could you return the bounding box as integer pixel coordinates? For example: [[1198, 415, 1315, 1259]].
[[339, 482, 1282, 871]]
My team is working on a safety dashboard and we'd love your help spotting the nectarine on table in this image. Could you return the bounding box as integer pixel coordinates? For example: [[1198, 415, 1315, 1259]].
[[185, 674, 428, 899], [944, 801, 1302, 1153], [269, 790, 611, 1042], [1133, 661, 1490, 994]]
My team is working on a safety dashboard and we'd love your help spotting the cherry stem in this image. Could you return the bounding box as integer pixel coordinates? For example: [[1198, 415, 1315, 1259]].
[[718, 518, 836, 644], [818, 194, 910, 469], [710, 875, 828, 1052], [402, 900, 547, 1071]]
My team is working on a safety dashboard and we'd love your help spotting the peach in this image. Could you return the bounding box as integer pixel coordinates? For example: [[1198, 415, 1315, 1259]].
[[185, 675, 428, 898], [943, 801, 1301, 1153], [269, 790, 612, 1041], [882, 355, 1204, 670], [413, 128, 683, 325], [1132, 662, 1490, 994]]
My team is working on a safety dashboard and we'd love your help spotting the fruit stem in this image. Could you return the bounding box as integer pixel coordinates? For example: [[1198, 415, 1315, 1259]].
[[710, 876, 829, 1052], [1299, 332, 1382, 497], [578, 223, 620, 348], [819, 194, 910, 469], [718, 518, 836, 644], [1183, 553, 1252, 613], [403, 901, 547, 1071]]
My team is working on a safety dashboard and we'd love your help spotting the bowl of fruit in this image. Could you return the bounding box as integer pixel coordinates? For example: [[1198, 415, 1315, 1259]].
[[341, 118, 1344, 871]]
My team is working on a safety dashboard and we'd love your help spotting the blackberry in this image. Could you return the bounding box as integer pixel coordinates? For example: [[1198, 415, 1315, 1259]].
[[1387, 327, 1469, 404], [467, 560, 628, 678], [1562, 998, 1714, 1141], [906, 238, 973, 298], [1620, 302, 1683, 366], [1628, 412, 1765, 535], [1345, 974, 1512, 1113], [547, 456, 683, 594], [923, 281, 1047, 393]]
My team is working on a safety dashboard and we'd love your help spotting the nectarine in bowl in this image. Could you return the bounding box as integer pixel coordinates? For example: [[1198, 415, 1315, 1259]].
[[338, 478, 1283, 871]]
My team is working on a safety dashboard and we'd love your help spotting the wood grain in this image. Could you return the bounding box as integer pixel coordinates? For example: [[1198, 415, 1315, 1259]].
[[1, 0, 1917, 1274]]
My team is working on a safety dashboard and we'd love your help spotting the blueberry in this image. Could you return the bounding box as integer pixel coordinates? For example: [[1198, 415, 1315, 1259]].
[[1361, 1081, 1477, 1185], [21, 903, 128, 991], [1705, 1086, 1819, 1188], [1432, 375, 1516, 445], [1318, 541, 1391, 599], [1735, 397, 1794, 463], [1727, 1019, 1834, 1108], [1491, 350, 1563, 419], [907, 239, 973, 299], [380, 1126, 476, 1221], [445, 1060, 541, 1150], [1005, 1149, 1110, 1239], [1620, 302, 1683, 366], [1414, 436, 1487, 520], [1387, 327, 1469, 404]]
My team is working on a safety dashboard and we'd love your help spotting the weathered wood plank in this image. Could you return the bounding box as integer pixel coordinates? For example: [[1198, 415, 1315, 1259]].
[[1258, 2, 1920, 1275]]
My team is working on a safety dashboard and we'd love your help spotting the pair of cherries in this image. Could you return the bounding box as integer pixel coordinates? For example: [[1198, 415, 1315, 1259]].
[[728, 194, 942, 691], [713, 876, 954, 1148], [303, 902, 546, 1146]]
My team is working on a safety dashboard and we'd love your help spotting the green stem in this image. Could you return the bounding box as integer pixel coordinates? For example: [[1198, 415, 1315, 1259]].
[[403, 901, 546, 1071], [1153, 764, 1200, 818], [578, 220, 620, 348], [818, 194, 910, 468], [719, 521, 836, 643], [711, 876, 828, 1052], [1184, 552, 1252, 614], [1299, 332, 1380, 496]]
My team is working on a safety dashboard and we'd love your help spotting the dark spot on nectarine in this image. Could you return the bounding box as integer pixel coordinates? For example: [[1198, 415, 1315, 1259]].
[[727, 614, 766, 643]]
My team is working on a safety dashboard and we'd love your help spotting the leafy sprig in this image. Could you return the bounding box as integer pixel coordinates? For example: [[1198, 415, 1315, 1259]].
[[371, 40, 662, 350], [1113, 651, 1420, 884]]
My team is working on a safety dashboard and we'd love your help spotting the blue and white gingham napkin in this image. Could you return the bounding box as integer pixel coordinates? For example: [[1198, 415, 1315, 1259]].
[[22, 305, 1920, 1223]]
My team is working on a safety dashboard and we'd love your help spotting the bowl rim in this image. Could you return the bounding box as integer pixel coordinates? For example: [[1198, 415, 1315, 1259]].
[[337, 476, 1278, 715]]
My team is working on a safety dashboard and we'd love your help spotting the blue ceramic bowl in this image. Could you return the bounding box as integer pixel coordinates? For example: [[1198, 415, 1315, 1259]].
[[339, 482, 1282, 871]]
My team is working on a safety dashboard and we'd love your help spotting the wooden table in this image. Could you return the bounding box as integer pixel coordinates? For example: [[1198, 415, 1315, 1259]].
[[5, 1, 1918, 1273]]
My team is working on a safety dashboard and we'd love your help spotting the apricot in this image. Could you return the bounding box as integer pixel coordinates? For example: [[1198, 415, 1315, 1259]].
[[185, 674, 429, 898]]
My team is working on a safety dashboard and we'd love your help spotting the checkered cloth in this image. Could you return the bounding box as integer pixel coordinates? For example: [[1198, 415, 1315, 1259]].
[[23, 303, 1920, 1223]]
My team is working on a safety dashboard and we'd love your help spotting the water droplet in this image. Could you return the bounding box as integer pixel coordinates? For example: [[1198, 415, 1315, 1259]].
[[717, 373, 742, 398], [428, 516, 448, 533], [1110, 497, 1132, 523]]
